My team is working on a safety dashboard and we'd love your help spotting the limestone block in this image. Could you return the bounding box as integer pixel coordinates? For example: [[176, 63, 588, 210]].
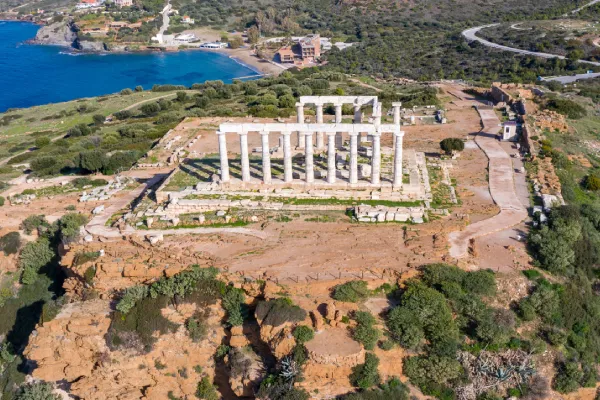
[[197, 215, 206, 223], [216, 210, 226, 217], [311, 310, 324, 332], [385, 212, 395, 222], [325, 302, 336, 320], [92, 205, 105, 214], [146, 218, 154, 228], [171, 217, 180, 226], [376, 213, 385, 222]]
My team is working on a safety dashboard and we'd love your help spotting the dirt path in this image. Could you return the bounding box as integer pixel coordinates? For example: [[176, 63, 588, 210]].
[[348, 78, 383, 93], [448, 104, 528, 258]]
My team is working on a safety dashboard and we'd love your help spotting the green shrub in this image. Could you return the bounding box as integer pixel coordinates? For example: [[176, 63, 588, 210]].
[[0, 232, 21, 255], [584, 174, 600, 191], [196, 376, 218, 400], [350, 353, 381, 389], [403, 355, 462, 390], [386, 307, 424, 349], [15, 381, 60, 400], [379, 340, 395, 351], [522, 269, 542, 280], [440, 138, 464, 154], [255, 298, 306, 327], [352, 311, 380, 350], [221, 285, 246, 326], [73, 251, 100, 267], [0, 196, 4, 206], [19, 238, 54, 285], [186, 313, 208, 342], [553, 361, 583, 393], [332, 280, 371, 303], [545, 98, 586, 119], [342, 377, 409, 400], [120, 88, 133, 95], [20, 215, 48, 235], [107, 294, 177, 352], [293, 325, 315, 344], [116, 285, 149, 314]]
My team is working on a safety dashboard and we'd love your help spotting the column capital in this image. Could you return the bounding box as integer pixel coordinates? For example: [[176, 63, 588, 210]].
[[302, 131, 314, 137], [295, 102, 304, 108], [348, 131, 360, 137], [259, 130, 270, 136], [315, 102, 325, 108], [281, 131, 293, 136], [325, 131, 337, 136], [334, 103, 343, 108], [394, 131, 405, 138], [216, 130, 227, 136], [392, 102, 403, 107]]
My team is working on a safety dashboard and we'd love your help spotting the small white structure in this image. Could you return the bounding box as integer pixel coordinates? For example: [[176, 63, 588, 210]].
[[175, 33, 197, 43], [502, 121, 518, 141], [182, 15, 194, 24], [200, 42, 228, 49]]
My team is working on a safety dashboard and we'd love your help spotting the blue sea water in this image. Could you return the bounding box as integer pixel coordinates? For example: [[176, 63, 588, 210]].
[[0, 21, 257, 112]]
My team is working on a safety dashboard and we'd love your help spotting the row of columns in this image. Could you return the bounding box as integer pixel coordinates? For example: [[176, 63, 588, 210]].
[[217, 130, 404, 187]]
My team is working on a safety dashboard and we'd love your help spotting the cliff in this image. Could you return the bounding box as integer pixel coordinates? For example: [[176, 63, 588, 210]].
[[33, 19, 77, 47]]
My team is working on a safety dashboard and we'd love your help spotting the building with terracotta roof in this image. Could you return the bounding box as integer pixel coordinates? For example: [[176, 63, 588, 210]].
[[277, 47, 295, 63]]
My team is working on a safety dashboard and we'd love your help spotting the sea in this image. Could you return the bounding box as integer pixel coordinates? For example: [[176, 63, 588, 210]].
[[0, 20, 258, 112]]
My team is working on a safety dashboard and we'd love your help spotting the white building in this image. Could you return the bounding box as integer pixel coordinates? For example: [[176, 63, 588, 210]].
[[182, 15, 194, 24], [175, 33, 197, 43], [200, 42, 227, 49], [502, 121, 518, 141]]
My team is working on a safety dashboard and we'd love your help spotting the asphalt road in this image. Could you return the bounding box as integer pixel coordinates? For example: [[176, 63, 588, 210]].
[[461, 24, 600, 83]]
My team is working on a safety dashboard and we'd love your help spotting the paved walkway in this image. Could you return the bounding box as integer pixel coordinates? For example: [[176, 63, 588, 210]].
[[448, 106, 528, 258]]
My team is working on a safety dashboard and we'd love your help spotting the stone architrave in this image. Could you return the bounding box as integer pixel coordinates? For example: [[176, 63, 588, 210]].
[[217, 131, 230, 182], [260, 131, 272, 184]]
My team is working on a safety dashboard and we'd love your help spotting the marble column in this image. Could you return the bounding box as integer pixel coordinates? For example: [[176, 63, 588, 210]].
[[217, 131, 229, 183], [327, 132, 336, 184], [349, 132, 358, 185], [392, 102, 402, 125], [239, 132, 250, 182], [304, 132, 314, 184], [371, 133, 381, 185], [353, 104, 362, 123], [283, 132, 293, 183], [316, 103, 324, 149], [335, 104, 343, 124], [296, 103, 305, 148], [393, 131, 404, 188], [261, 132, 271, 184], [392, 102, 402, 146]]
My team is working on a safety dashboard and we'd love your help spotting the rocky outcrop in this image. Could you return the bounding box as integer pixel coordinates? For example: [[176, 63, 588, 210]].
[[226, 347, 264, 397], [75, 40, 108, 52], [33, 20, 77, 47], [24, 300, 226, 400]]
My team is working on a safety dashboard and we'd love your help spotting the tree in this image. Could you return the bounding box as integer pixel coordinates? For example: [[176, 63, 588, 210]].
[[19, 238, 54, 284], [79, 150, 106, 173], [350, 353, 381, 389], [114, 110, 132, 120], [34, 137, 50, 148], [584, 174, 600, 191], [140, 102, 161, 116], [403, 355, 462, 388], [247, 26, 260, 44], [387, 307, 424, 349], [229, 36, 244, 49], [176, 91, 188, 102], [92, 114, 105, 126], [21, 214, 49, 235], [278, 94, 296, 109], [353, 311, 380, 350], [135, 85, 143, 92], [440, 138, 464, 154], [195, 96, 210, 109], [58, 212, 88, 242], [196, 376, 219, 400], [15, 381, 60, 400], [332, 280, 371, 302], [120, 88, 133, 95]]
